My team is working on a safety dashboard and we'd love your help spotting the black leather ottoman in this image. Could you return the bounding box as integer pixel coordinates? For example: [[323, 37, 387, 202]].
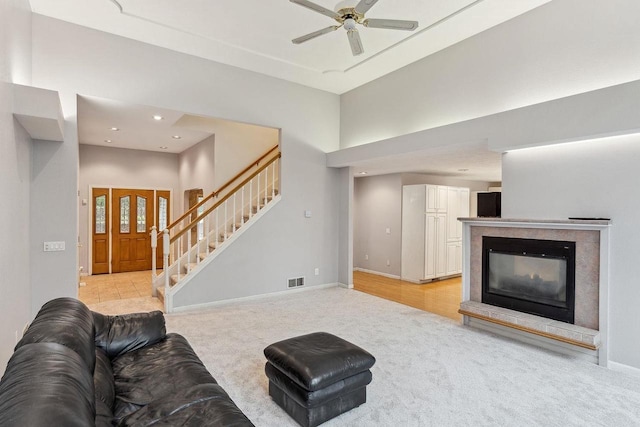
[[264, 332, 375, 427]]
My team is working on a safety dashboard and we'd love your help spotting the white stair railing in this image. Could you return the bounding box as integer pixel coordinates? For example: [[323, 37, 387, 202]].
[[151, 153, 280, 302]]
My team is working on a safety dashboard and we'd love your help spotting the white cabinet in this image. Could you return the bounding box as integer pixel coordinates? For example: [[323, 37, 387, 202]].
[[402, 184, 469, 282]]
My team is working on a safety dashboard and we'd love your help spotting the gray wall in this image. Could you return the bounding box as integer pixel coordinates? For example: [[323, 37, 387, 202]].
[[78, 144, 180, 274], [354, 174, 402, 277], [0, 0, 32, 373], [353, 173, 492, 277], [340, 0, 640, 149], [31, 16, 341, 308], [178, 135, 216, 201], [502, 134, 640, 370]]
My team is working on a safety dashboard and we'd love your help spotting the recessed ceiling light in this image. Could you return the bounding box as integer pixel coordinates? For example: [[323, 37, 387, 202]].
[[172, 135, 182, 139], [159, 146, 168, 149], [359, 172, 368, 175], [110, 127, 119, 131], [153, 115, 164, 121], [104, 139, 112, 143]]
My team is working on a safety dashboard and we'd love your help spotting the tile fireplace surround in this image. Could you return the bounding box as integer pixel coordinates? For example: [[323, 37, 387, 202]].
[[458, 218, 611, 366]]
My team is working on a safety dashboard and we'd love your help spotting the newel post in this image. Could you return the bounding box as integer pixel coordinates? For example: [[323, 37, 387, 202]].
[[163, 228, 170, 309], [150, 226, 157, 280]]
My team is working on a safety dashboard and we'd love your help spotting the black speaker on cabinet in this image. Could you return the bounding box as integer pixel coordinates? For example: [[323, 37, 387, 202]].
[[477, 192, 501, 217]]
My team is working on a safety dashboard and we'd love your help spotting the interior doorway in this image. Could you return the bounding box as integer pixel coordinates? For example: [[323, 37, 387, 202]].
[[91, 187, 171, 274]]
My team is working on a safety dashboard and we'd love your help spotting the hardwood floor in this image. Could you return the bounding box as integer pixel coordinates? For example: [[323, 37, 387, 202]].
[[353, 270, 462, 321]]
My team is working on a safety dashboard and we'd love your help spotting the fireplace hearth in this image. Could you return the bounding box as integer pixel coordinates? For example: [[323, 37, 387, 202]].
[[483, 236, 576, 324]]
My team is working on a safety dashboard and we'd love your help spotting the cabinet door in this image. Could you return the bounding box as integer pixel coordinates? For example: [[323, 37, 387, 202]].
[[434, 213, 447, 277], [447, 187, 459, 242], [426, 185, 438, 213], [437, 186, 448, 212], [446, 242, 463, 275], [457, 188, 470, 240], [424, 214, 437, 279], [401, 185, 427, 281], [446, 242, 459, 275]]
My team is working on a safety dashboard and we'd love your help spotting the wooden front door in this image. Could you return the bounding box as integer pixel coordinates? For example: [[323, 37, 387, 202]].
[[91, 188, 110, 274], [156, 190, 171, 268], [112, 189, 154, 273]]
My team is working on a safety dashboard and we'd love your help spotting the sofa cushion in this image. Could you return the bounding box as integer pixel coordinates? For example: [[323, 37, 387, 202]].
[[116, 383, 254, 427], [0, 342, 95, 427], [16, 297, 96, 372], [111, 333, 218, 420], [95, 348, 115, 426], [93, 310, 166, 359]]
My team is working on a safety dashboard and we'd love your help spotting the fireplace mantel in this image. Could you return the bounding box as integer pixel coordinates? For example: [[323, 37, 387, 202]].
[[459, 218, 611, 366]]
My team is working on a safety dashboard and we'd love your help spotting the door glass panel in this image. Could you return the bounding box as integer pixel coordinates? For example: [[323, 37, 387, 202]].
[[95, 195, 106, 234], [137, 196, 147, 233], [158, 197, 168, 230], [120, 196, 130, 233]]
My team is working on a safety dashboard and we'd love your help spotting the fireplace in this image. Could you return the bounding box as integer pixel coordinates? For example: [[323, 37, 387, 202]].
[[482, 236, 576, 324]]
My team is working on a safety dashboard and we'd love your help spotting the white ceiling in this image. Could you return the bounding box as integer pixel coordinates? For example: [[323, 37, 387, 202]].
[[351, 141, 503, 182], [45, 0, 539, 180], [29, 0, 551, 94]]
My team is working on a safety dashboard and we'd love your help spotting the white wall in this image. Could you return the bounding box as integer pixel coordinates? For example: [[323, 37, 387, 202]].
[[31, 16, 341, 307], [354, 173, 492, 276], [0, 0, 32, 374], [78, 144, 180, 273], [340, 0, 640, 149], [502, 134, 640, 370]]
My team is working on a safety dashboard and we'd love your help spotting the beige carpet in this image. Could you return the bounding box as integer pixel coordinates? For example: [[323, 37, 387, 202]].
[[133, 287, 640, 427]]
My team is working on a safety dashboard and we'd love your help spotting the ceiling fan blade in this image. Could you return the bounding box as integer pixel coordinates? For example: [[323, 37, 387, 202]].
[[347, 29, 364, 56], [292, 25, 340, 44], [289, 0, 341, 20], [355, 0, 380, 15], [363, 18, 419, 31]]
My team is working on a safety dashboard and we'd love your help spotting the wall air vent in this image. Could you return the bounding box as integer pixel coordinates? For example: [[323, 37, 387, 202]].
[[288, 277, 305, 288]]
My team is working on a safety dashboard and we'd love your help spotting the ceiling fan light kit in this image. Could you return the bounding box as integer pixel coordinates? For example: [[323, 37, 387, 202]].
[[290, 0, 419, 56]]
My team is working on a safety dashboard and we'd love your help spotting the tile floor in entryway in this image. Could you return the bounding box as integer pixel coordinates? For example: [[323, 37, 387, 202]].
[[78, 270, 154, 304]]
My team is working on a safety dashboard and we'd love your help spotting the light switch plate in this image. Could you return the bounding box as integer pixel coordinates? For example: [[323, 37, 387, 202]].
[[44, 241, 66, 252]]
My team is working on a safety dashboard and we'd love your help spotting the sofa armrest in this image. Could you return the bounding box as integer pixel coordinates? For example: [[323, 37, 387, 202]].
[[93, 311, 166, 359]]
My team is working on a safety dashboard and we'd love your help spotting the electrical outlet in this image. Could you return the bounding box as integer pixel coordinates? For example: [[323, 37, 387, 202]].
[[386, 259, 391, 266], [386, 227, 391, 234], [314, 268, 319, 276], [365, 254, 368, 260]]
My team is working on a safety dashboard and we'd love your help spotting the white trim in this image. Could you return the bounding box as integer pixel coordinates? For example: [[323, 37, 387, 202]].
[[608, 361, 640, 378], [354, 267, 401, 280], [338, 282, 353, 289], [171, 282, 339, 313]]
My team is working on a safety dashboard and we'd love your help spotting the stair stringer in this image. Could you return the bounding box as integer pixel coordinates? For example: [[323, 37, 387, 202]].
[[162, 195, 281, 313]]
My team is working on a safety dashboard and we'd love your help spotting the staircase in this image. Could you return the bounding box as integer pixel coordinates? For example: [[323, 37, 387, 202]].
[[152, 147, 281, 312]]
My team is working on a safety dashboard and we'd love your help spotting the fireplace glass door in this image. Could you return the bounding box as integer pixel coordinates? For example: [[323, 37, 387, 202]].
[[482, 237, 575, 323], [488, 252, 567, 308]]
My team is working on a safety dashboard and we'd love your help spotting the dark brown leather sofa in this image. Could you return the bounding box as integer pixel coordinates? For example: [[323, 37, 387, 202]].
[[0, 297, 253, 426]]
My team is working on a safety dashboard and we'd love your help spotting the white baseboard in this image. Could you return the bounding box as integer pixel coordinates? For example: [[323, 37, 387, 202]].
[[354, 267, 400, 280], [338, 282, 353, 289], [171, 282, 339, 313], [608, 361, 640, 377]]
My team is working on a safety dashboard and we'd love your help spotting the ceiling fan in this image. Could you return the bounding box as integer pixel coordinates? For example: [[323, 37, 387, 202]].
[[290, 0, 419, 56]]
